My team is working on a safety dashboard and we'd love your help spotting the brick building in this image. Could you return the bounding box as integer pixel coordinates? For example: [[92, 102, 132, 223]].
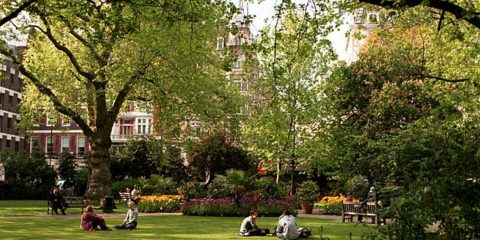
[[0, 46, 29, 152], [31, 101, 153, 165]]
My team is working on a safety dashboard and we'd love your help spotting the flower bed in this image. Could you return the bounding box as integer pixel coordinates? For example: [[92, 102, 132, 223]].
[[319, 195, 358, 215], [137, 195, 182, 213], [181, 196, 297, 217]]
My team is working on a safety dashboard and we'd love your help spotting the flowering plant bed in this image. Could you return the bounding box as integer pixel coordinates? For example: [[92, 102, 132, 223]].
[[137, 195, 182, 213], [181, 196, 297, 217], [319, 195, 358, 215]]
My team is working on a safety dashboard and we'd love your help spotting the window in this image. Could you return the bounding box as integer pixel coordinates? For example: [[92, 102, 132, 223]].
[[136, 118, 151, 135], [62, 116, 70, 126], [216, 37, 224, 50], [61, 136, 70, 153], [31, 136, 39, 152], [122, 119, 133, 136], [354, 16, 363, 24], [6, 117, 11, 130], [46, 114, 55, 126], [234, 59, 242, 69], [46, 136, 53, 156], [77, 137, 85, 157], [368, 13, 378, 23], [241, 82, 248, 92], [233, 37, 242, 46], [6, 140, 10, 148]]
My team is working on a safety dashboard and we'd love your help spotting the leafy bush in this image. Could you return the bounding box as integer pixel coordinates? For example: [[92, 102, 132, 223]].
[[323, 203, 343, 215], [112, 178, 140, 198], [296, 180, 319, 203], [188, 133, 256, 184], [138, 175, 177, 195], [181, 196, 297, 217], [58, 152, 76, 182], [255, 177, 288, 199], [178, 181, 208, 200], [137, 195, 182, 212], [0, 150, 57, 199], [73, 167, 88, 196], [345, 175, 369, 200]]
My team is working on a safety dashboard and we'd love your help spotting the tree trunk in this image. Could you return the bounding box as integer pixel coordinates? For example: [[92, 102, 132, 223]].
[[85, 133, 112, 201]]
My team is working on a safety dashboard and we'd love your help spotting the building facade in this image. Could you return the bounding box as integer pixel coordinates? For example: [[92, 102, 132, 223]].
[[0, 46, 29, 152], [345, 9, 381, 64], [31, 101, 153, 165]]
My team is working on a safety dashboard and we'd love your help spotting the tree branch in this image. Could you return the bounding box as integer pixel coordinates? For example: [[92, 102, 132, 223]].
[[421, 74, 469, 83], [57, 15, 104, 66], [359, 0, 480, 29], [0, 0, 39, 27], [35, 12, 97, 80], [0, 48, 94, 136]]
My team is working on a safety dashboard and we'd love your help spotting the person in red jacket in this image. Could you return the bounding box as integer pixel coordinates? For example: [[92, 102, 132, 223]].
[[80, 205, 110, 231]]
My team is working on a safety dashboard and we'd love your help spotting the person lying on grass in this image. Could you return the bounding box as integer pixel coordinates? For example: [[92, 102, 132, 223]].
[[239, 210, 270, 236], [115, 201, 138, 230], [80, 205, 111, 231]]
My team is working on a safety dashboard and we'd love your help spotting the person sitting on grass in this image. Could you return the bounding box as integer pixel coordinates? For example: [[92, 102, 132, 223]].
[[115, 201, 138, 230], [239, 210, 269, 236], [275, 209, 311, 239], [80, 205, 111, 231]]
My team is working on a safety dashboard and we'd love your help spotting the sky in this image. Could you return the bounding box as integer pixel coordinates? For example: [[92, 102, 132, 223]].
[[245, 0, 350, 60]]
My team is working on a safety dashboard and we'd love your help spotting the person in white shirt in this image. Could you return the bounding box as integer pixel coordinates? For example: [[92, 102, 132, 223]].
[[275, 209, 311, 239], [239, 210, 269, 236], [131, 187, 140, 204], [115, 201, 138, 230]]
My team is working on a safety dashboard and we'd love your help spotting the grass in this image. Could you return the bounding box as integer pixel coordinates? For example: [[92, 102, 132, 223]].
[[0, 200, 128, 216], [0, 200, 377, 239]]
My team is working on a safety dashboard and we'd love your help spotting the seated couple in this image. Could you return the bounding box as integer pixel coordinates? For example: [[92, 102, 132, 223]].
[[239, 209, 311, 239], [80, 201, 138, 231]]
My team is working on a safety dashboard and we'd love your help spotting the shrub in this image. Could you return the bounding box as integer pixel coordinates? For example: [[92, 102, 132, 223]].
[[138, 175, 177, 195], [73, 167, 88, 196], [319, 195, 355, 215], [137, 195, 182, 212], [0, 150, 57, 199], [178, 181, 208, 200], [255, 177, 288, 199], [181, 196, 297, 217], [296, 180, 320, 203], [112, 178, 140, 198]]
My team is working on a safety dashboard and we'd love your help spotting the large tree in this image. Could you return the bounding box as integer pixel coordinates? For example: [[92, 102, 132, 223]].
[[0, 0, 230, 199], [242, 1, 339, 192]]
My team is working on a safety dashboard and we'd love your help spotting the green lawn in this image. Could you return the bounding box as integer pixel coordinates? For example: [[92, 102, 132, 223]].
[[0, 200, 128, 216], [0, 200, 376, 239]]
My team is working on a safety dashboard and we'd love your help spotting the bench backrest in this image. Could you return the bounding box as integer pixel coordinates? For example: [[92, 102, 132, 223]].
[[119, 192, 131, 200], [342, 201, 377, 213], [342, 202, 362, 213]]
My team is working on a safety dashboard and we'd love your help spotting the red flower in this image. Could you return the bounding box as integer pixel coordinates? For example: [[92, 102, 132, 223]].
[[257, 166, 266, 174]]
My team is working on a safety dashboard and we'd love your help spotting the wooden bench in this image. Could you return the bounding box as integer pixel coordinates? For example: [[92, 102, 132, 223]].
[[342, 201, 381, 225], [118, 192, 131, 204], [48, 196, 86, 214]]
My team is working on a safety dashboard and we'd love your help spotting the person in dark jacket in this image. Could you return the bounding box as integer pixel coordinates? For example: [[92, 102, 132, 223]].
[[49, 187, 67, 215]]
